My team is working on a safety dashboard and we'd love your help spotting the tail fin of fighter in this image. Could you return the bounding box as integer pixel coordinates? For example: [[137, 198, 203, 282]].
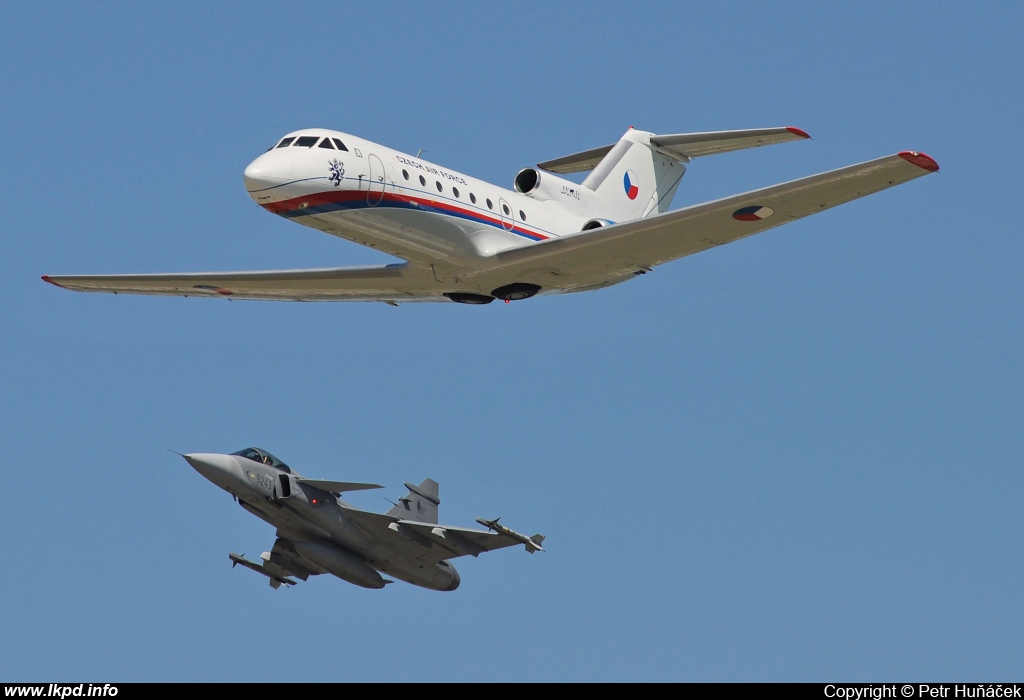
[[385, 478, 440, 524]]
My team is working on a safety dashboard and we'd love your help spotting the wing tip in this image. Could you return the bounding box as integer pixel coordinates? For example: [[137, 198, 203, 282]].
[[786, 126, 811, 140], [898, 151, 940, 172], [41, 275, 68, 289]]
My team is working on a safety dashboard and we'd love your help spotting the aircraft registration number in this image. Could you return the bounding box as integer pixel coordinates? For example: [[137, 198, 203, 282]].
[[247, 471, 274, 492]]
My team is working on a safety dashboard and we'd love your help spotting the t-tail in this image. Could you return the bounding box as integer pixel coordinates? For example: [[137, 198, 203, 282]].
[[385, 478, 440, 524], [538, 125, 812, 225], [580, 128, 687, 222]]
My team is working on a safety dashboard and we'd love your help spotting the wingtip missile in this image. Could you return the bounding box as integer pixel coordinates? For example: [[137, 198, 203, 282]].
[[475, 517, 546, 553]]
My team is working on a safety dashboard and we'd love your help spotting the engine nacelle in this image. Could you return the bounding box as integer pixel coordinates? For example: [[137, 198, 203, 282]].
[[581, 218, 613, 231], [513, 167, 586, 206]]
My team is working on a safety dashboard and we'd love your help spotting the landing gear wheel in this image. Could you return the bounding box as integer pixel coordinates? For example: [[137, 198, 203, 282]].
[[490, 283, 541, 301], [444, 292, 494, 305]]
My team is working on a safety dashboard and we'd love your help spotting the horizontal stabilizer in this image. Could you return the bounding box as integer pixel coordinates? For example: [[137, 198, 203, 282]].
[[296, 478, 384, 495], [650, 126, 809, 160], [537, 144, 615, 174], [537, 126, 810, 173]]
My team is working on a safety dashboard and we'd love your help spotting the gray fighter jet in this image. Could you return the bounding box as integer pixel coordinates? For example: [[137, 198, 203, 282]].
[[182, 447, 544, 591]]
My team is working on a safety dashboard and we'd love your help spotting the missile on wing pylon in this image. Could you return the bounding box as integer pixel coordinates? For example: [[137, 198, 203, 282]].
[[475, 518, 546, 553], [229, 552, 297, 589]]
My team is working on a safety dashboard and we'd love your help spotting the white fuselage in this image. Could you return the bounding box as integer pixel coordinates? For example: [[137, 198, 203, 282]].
[[242, 129, 591, 268]]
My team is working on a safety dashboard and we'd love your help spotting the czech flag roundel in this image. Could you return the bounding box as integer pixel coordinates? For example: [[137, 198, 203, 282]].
[[732, 205, 775, 222], [623, 170, 639, 200]]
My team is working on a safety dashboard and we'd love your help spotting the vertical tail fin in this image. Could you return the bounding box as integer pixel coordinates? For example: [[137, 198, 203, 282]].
[[385, 478, 440, 524], [582, 128, 686, 222]]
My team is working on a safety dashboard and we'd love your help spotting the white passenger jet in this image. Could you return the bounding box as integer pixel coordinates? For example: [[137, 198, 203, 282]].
[[43, 126, 938, 304]]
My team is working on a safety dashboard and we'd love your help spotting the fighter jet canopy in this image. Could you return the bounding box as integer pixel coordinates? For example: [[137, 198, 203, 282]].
[[231, 447, 291, 473]]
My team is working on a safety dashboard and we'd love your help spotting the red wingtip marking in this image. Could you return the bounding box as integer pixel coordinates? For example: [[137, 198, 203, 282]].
[[786, 126, 811, 139], [41, 275, 68, 289], [898, 151, 940, 172]]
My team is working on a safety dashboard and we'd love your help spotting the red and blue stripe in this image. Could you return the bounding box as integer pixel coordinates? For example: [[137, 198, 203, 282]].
[[262, 188, 551, 242]]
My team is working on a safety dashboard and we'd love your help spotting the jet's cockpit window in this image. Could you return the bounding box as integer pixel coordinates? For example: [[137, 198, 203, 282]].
[[294, 136, 320, 148], [231, 447, 292, 473], [276, 137, 295, 149], [318, 137, 335, 149], [332, 138, 349, 152]]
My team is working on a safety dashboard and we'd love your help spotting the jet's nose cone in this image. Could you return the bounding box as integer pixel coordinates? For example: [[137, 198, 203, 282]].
[[243, 151, 292, 199], [183, 453, 239, 487], [242, 161, 267, 192]]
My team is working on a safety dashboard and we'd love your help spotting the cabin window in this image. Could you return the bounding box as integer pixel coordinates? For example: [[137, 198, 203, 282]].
[[402, 170, 409, 180], [519, 210, 526, 221], [486, 198, 493, 209], [470, 193, 477, 204], [452, 187, 460, 198], [294, 136, 319, 148], [435, 181, 443, 192], [318, 138, 335, 149], [332, 138, 349, 151], [276, 137, 295, 149], [419, 175, 426, 186], [502, 203, 510, 215]]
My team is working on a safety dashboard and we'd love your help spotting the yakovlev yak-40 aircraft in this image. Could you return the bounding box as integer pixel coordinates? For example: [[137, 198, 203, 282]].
[[44, 126, 938, 304], [183, 448, 544, 591]]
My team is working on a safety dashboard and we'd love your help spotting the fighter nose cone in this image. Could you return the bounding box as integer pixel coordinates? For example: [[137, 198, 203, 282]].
[[183, 453, 238, 486]]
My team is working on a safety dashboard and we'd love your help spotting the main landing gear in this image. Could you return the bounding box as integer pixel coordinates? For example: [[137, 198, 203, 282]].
[[490, 283, 541, 301], [444, 292, 494, 305], [444, 283, 542, 305]]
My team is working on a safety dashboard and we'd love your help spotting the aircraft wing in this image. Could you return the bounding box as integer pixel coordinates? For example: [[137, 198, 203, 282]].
[[42, 262, 447, 303], [495, 152, 939, 290], [396, 519, 544, 558], [337, 505, 541, 561]]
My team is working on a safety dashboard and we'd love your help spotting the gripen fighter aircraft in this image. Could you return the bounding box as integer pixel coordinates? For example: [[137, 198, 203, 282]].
[[183, 447, 544, 591], [43, 126, 938, 304]]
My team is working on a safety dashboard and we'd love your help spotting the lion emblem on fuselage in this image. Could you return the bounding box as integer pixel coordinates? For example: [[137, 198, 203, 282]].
[[328, 158, 345, 187]]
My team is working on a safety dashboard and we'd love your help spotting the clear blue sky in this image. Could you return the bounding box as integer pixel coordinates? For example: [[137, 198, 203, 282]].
[[3, 2, 1021, 682]]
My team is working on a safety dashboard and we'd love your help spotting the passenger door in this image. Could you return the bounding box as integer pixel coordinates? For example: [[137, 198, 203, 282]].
[[367, 154, 385, 206]]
